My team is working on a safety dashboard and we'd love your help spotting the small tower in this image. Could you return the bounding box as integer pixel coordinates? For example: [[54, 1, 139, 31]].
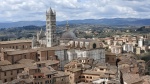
[[46, 7, 56, 47], [138, 38, 143, 47], [66, 21, 69, 31]]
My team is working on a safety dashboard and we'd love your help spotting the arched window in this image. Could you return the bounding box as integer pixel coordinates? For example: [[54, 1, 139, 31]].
[[93, 43, 96, 49]]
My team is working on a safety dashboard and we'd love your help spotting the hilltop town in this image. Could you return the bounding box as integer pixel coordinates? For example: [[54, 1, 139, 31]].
[[0, 8, 150, 84]]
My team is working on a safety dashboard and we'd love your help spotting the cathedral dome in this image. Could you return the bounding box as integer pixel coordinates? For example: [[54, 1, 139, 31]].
[[61, 30, 77, 40]]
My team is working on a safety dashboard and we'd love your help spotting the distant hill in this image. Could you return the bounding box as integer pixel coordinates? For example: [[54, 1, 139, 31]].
[[0, 18, 150, 28], [0, 21, 45, 28], [136, 26, 150, 33]]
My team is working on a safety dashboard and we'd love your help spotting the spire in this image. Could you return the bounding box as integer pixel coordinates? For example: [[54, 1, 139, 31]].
[[53, 10, 56, 15], [39, 28, 42, 34], [49, 7, 53, 14], [32, 36, 35, 48], [40, 28, 42, 32], [32, 36, 35, 40], [66, 21, 69, 31]]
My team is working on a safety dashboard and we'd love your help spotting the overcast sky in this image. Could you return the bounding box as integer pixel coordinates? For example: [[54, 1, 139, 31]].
[[0, 0, 150, 22]]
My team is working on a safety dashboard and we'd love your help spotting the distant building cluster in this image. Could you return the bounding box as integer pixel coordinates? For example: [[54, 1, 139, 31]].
[[102, 34, 150, 54], [0, 8, 150, 84]]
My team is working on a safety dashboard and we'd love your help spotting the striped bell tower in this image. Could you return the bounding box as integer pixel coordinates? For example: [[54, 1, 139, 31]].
[[46, 8, 56, 47]]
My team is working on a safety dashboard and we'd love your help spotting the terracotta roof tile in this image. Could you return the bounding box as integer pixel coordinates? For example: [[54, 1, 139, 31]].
[[0, 64, 25, 71]]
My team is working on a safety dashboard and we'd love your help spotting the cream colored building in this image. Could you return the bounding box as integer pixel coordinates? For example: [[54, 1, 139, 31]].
[[136, 47, 141, 54], [67, 39, 105, 63], [110, 46, 122, 54], [123, 43, 134, 53]]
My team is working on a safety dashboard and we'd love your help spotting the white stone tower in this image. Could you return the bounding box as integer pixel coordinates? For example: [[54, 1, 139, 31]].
[[138, 38, 143, 47], [46, 8, 56, 47]]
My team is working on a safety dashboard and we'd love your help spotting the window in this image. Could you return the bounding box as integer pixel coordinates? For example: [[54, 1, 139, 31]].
[[45, 80, 49, 84], [17, 70, 19, 73], [11, 78, 13, 81], [53, 78, 56, 82], [22, 45, 24, 48], [37, 69, 40, 72], [11, 70, 13, 75], [114, 58, 115, 61], [24, 55, 26, 59], [47, 16, 49, 19], [100, 68, 104, 70], [38, 64, 41, 67], [107, 57, 109, 61], [16, 46, 18, 49], [4, 72, 6, 76], [70, 76, 72, 79], [93, 43, 96, 49], [48, 75, 51, 78], [4, 79, 7, 82], [47, 26, 49, 29]]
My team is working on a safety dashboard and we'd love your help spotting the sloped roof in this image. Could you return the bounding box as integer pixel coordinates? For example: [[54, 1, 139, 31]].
[[0, 60, 11, 66], [0, 40, 31, 44], [0, 64, 25, 71]]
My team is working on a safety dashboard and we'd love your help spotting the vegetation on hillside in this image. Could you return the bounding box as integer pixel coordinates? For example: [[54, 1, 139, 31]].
[[0, 24, 149, 41]]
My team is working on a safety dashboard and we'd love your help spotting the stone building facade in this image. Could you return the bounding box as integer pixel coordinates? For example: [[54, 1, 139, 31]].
[[67, 39, 105, 63], [0, 40, 32, 52], [0, 46, 68, 69], [105, 52, 116, 65], [0, 63, 25, 83], [3, 59, 69, 84], [64, 57, 116, 84]]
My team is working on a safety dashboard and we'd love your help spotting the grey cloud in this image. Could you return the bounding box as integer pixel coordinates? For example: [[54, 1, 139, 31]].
[[0, 0, 150, 22]]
